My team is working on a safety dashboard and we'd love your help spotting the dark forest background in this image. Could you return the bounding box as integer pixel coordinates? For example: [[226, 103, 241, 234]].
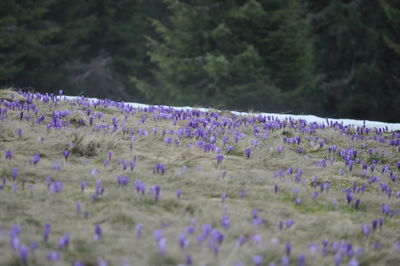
[[1, 0, 399, 122]]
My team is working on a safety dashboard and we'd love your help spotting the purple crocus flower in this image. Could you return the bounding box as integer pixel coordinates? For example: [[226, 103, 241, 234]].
[[135, 180, 143, 193], [176, 189, 181, 199], [19, 245, 29, 264], [274, 184, 279, 194], [362, 224, 370, 237], [293, 187, 299, 197], [312, 191, 319, 199], [393, 242, 400, 252], [278, 220, 284, 230], [186, 224, 195, 234], [313, 176, 318, 188], [10, 224, 21, 241], [164, 137, 172, 145], [252, 255, 263, 266], [373, 241, 381, 250], [245, 148, 251, 159], [153, 229, 163, 242], [80, 181, 86, 192], [51, 181, 63, 193], [76, 201, 81, 214], [216, 154, 224, 164], [63, 149, 69, 160], [135, 224, 143, 239], [97, 258, 108, 266], [281, 255, 290, 266], [17, 128, 22, 137], [107, 151, 113, 161], [33, 153, 40, 165], [354, 199, 360, 209], [186, 255, 192, 265], [371, 164, 376, 172], [252, 216, 263, 227], [93, 225, 102, 241], [30, 241, 39, 252], [130, 158, 136, 171], [45, 176, 52, 190], [221, 193, 227, 202], [43, 223, 51, 242], [153, 163, 166, 175], [5, 149, 12, 160], [222, 215, 230, 230], [251, 208, 258, 218], [10, 235, 20, 250], [179, 234, 190, 249], [332, 198, 337, 208], [348, 258, 359, 266], [371, 219, 378, 231], [298, 254, 305, 266], [295, 197, 301, 205], [154, 185, 160, 202], [58, 232, 70, 249], [381, 204, 390, 215], [47, 251, 60, 262], [53, 161, 62, 172], [285, 242, 292, 255], [346, 192, 353, 205], [158, 237, 167, 255], [277, 146, 283, 153], [11, 168, 17, 181], [286, 219, 294, 228]]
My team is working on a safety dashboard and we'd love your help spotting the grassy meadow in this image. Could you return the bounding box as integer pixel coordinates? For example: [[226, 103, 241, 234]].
[[0, 88, 399, 266]]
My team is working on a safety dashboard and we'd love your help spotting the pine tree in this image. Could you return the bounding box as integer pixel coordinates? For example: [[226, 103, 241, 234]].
[[1, 0, 156, 100], [305, 0, 400, 122], [379, 0, 400, 120], [0, 0, 59, 88], [47, 0, 150, 99], [135, 0, 313, 112]]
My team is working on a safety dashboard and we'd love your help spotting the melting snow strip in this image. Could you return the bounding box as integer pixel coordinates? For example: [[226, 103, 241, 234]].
[[63, 95, 400, 131]]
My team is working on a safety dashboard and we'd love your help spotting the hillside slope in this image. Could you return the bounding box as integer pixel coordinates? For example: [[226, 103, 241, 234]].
[[0, 89, 400, 266]]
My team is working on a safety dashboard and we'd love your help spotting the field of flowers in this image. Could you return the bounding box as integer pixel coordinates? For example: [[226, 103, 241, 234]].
[[0, 88, 400, 266]]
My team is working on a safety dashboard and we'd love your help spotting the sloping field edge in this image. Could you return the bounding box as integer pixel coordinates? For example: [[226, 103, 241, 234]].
[[63, 95, 400, 131]]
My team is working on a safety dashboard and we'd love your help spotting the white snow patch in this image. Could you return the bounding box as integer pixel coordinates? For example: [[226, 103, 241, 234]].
[[63, 95, 400, 131]]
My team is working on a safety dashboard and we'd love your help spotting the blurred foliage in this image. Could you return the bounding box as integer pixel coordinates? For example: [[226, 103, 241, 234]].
[[304, 0, 400, 122], [133, 0, 312, 113], [0, 0, 399, 121]]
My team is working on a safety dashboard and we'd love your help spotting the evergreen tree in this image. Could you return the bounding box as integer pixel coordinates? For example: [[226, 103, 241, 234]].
[[305, 0, 400, 122], [135, 0, 313, 112], [47, 0, 150, 99], [379, 0, 400, 118], [0, 0, 59, 88], [1, 0, 157, 100]]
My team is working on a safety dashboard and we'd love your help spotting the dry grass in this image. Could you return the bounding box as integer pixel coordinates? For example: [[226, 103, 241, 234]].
[[0, 88, 399, 266]]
